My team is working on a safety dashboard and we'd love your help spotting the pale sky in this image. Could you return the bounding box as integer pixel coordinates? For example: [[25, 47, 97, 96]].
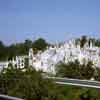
[[0, 0, 100, 45]]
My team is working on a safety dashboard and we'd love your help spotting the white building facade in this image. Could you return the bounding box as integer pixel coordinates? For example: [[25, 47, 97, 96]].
[[29, 38, 100, 74], [1, 37, 100, 74]]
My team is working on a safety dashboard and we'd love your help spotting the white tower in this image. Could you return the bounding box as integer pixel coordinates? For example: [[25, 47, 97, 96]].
[[29, 48, 34, 67], [90, 41, 93, 48]]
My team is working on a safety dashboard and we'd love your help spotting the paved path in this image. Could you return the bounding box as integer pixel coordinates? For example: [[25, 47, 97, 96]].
[[46, 77, 100, 89]]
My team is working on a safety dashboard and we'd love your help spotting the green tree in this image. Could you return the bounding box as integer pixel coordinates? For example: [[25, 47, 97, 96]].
[[24, 39, 33, 54], [79, 61, 95, 80], [56, 60, 81, 79], [56, 60, 94, 80], [0, 41, 7, 60], [32, 38, 48, 52], [0, 67, 64, 100], [6, 44, 17, 60], [0, 38, 49, 60], [80, 36, 87, 48], [94, 67, 100, 81]]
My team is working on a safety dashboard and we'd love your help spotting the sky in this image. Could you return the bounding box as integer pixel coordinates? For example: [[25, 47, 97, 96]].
[[0, 0, 100, 45]]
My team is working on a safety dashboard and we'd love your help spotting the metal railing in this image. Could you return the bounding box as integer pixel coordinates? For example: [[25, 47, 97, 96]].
[[46, 76, 100, 89], [0, 94, 24, 100]]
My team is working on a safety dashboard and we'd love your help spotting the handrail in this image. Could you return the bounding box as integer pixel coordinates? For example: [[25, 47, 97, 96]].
[[0, 94, 24, 100], [45, 76, 100, 89]]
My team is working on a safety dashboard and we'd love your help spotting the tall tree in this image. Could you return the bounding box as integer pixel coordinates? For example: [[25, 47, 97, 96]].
[[32, 38, 48, 52], [80, 36, 87, 48]]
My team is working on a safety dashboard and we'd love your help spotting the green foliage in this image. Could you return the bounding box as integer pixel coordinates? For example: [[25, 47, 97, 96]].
[[0, 41, 7, 60], [56, 60, 95, 80], [95, 39, 100, 47], [0, 38, 49, 60], [32, 38, 48, 53], [0, 65, 100, 100], [56, 60, 81, 79], [58, 85, 100, 100], [79, 61, 94, 80], [80, 36, 87, 48], [94, 67, 100, 81], [0, 67, 64, 100]]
